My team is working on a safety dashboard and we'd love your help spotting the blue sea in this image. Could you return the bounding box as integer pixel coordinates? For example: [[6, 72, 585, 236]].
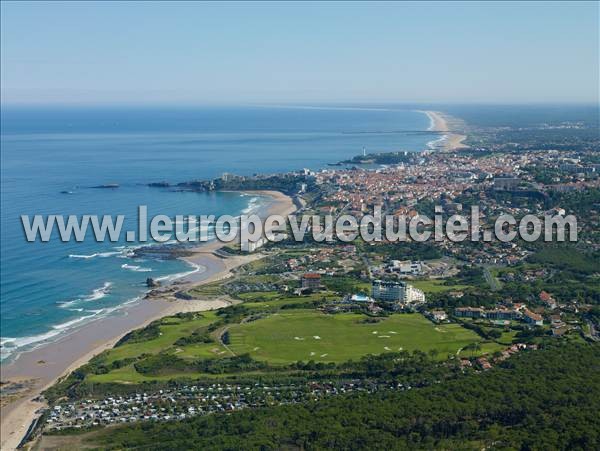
[[0, 105, 437, 361]]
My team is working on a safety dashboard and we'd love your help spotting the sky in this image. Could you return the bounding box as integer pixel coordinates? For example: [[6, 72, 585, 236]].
[[1, 1, 598, 105]]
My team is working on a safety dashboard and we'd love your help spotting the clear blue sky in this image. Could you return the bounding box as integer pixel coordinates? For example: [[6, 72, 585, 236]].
[[1, 1, 598, 105]]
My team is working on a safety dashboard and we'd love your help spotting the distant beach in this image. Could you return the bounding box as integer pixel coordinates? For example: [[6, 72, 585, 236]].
[[0, 190, 295, 450], [422, 110, 468, 151]]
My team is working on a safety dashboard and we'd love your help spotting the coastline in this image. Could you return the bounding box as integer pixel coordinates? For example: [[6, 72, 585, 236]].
[[0, 189, 296, 450], [422, 110, 468, 151]]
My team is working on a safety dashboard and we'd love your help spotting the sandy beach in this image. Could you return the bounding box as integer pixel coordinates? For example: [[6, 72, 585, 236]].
[[423, 110, 468, 151], [0, 190, 296, 450]]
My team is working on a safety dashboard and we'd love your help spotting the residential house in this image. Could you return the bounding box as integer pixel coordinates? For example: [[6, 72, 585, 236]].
[[301, 273, 322, 290], [523, 308, 543, 326]]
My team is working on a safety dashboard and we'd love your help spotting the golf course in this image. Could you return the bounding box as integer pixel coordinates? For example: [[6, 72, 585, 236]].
[[228, 311, 498, 363], [83, 307, 504, 384]]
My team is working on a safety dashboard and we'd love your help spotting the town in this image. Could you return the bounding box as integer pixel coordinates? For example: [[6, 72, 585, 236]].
[[19, 112, 600, 449]]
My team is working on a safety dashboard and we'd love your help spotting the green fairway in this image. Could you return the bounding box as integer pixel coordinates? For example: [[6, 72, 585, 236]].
[[228, 312, 495, 364], [85, 307, 504, 385], [409, 279, 469, 293], [100, 311, 219, 364], [240, 291, 337, 311]]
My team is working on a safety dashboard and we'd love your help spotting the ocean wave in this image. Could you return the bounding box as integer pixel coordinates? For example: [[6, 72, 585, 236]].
[[87, 282, 113, 301], [69, 253, 98, 259], [0, 295, 145, 362], [424, 111, 435, 131], [114, 245, 137, 257], [426, 134, 448, 150], [0, 329, 63, 360], [0, 337, 17, 346], [70, 245, 158, 261], [69, 251, 121, 259], [58, 282, 112, 308], [155, 260, 204, 283], [3, 240, 212, 361], [121, 263, 153, 272], [51, 312, 101, 330], [241, 196, 261, 214]]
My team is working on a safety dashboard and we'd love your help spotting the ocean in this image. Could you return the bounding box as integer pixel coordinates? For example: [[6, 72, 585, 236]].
[[0, 105, 438, 361]]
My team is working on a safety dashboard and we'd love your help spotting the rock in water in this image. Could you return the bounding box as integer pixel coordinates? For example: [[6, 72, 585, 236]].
[[146, 277, 160, 288]]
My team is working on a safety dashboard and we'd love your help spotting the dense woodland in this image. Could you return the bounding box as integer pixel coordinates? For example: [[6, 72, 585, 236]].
[[79, 343, 600, 450]]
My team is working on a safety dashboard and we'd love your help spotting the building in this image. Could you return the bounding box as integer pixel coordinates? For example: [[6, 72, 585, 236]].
[[221, 173, 244, 183], [427, 310, 448, 323], [454, 307, 485, 318], [405, 284, 426, 304], [560, 163, 597, 175], [477, 357, 492, 370], [371, 280, 425, 305], [550, 314, 564, 327], [349, 293, 373, 303], [372, 280, 406, 302], [552, 326, 568, 337], [539, 291, 557, 310], [493, 174, 521, 190], [486, 308, 519, 321], [523, 309, 543, 326], [241, 237, 266, 253], [301, 273, 322, 290], [390, 260, 423, 276]]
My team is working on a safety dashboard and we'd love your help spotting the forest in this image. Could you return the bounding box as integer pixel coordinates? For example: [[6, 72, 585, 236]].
[[79, 342, 599, 450]]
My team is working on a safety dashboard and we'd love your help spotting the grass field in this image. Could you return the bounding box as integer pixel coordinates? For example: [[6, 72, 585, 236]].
[[409, 279, 469, 293], [186, 282, 226, 298], [228, 312, 499, 364], [99, 312, 220, 365], [87, 310, 503, 383], [239, 291, 336, 308]]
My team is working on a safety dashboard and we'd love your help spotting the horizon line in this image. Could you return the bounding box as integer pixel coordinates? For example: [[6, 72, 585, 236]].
[[2, 100, 599, 109]]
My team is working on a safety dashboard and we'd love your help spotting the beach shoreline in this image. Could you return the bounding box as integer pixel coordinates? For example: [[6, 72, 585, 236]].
[[0, 189, 296, 450], [422, 110, 468, 151]]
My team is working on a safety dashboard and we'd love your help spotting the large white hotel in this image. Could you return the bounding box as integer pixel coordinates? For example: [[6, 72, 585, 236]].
[[371, 280, 426, 305]]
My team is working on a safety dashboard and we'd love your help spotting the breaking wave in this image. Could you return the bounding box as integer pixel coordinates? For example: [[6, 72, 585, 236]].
[[58, 282, 112, 309], [121, 263, 153, 272]]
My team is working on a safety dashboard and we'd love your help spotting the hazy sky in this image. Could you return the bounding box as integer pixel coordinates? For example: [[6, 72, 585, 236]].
[[1, 1, 598, 105]]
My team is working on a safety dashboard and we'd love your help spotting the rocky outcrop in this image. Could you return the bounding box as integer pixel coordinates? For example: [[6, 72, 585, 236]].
[[146, 277, 161, 288]]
